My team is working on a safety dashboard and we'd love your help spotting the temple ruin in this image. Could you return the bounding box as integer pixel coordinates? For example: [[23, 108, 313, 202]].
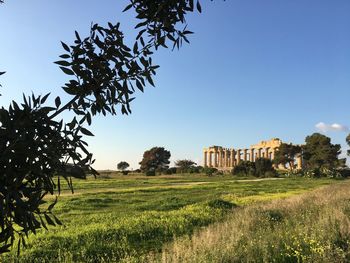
[[203, 138, 302, 170]]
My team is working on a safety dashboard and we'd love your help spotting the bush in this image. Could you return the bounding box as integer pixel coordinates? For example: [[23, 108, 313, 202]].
[[121, 170, 129, 175], [338, 168, 350, 178], [207, 199, 237, 209], [145, 170, 156, 176], [232, 161, 256, 176], [163, 167, 177, 175], [202, 167, 217, 176], [188, 166, 201, 174], [320, 168, 342, 178], [255, 158, 275, 177], [302, 168, 343, 178]]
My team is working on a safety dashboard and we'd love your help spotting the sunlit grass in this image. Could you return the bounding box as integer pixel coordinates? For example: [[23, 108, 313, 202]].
[[1, 173, 342, 262], [146, 180, 350, 263]]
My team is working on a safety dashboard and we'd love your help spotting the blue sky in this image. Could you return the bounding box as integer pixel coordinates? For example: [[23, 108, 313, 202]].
[[1, 0, 350, 169]]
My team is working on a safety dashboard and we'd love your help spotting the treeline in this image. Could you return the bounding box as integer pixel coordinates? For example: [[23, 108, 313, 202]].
[[116, 132, 350, 178]]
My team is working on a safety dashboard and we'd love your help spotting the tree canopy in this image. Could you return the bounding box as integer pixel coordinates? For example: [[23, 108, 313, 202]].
[[302, 133, 343, 170], [346, 134, 350, 156], [175, 159, 197, 173], [139, 147, 171, 173], [273, 143, 302, 171], [117, 161, 130, 171]]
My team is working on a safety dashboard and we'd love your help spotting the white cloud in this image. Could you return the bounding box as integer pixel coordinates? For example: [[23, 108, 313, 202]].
[[315, 122, 349, 133]]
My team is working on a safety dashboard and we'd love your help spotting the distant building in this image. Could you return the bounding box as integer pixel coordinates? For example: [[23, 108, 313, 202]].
[[203, 138, 302, 170]]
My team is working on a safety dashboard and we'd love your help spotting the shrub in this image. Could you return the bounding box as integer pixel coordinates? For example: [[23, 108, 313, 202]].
[[338, 168, 350, 178], [202, 167, 218, 176], [188, 166, 201, 174], [163, 167, 177, 175], [255, 158, 275, 177], [145, 170, 156, 176], [232, 161, 256, 176], [207, 199, 237, 210], [302, 168, 343, 178]]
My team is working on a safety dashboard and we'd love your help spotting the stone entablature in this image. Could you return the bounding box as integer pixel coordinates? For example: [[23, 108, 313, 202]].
[[203, 138, 302, 170]]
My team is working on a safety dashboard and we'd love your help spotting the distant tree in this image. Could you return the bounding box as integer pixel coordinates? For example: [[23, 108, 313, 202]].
[[175, 159, 196, 173], [255, 158, 276, 177], [232, 161, 256, 176], [117, 161, 130, 175], [139, 147, 171, 174], [273, 143, 302, 171], [164, 167, 177, 175], [346, 134, 350, 156], [303, 133, 343, 170]]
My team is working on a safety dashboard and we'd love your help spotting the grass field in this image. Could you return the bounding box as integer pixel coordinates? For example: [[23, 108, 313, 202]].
[[150, 179, 350, 263], [1, 173, 345, 262]]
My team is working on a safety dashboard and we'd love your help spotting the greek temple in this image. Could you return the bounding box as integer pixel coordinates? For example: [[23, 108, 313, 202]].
[[203, 138, 302, 170]]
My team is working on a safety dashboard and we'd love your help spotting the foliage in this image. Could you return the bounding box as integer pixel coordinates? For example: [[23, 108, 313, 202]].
[[117, 161, 130, 175], [273, 143, 302, 170], [0, 94, 97, 254], [302, 168, 343, 178], [175, 159, 196, 173], [164, 167, 177, 175], [187, 165, 202, 174], [255, 158, 276, 177], [346, 134, 350, 156], [0, 0, 203, 252], [303, 133, 344, 170], [202, 167, 218, 176], [145, 170, 156, 176], [139, 147, 171, 173], [338, 168, 350, 177], [231, 161, 256, 176]]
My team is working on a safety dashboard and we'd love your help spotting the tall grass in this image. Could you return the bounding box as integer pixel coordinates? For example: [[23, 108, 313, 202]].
[[145, 181, 350, 263]]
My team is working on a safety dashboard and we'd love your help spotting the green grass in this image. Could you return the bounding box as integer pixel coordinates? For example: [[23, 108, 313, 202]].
[[1, 173, 342, 262], [150, 179, 350, 263]]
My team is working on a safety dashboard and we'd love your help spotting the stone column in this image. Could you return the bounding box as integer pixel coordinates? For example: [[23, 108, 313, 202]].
[[250, 149, 254, 162], [218, 149, 223, 168], [208, 152, 212, 167], [257, 148, 262, 159], [296, 155, 302, 170], [224, 150, 228, 167], [204, 151, 207, 167], [243, 149, 248, 161], [265, 148, 269, 159], [230, 149, 235, 167], [214, 150, 218, 167], [236, 149, 241, 164]]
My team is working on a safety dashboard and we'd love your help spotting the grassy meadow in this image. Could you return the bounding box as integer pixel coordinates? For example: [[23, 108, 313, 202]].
[[1, 173, 347, 262], [149, 179, 350, 263]]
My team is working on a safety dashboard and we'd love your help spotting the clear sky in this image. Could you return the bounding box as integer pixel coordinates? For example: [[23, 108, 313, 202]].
[[1, 0, 350, 170]]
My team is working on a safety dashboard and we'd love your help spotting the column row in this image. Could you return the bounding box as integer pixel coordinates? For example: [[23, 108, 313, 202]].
[[203, 147, 278, 168]]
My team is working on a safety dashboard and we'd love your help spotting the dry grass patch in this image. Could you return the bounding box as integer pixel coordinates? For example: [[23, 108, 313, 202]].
[[144, 181, 350, 263]]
